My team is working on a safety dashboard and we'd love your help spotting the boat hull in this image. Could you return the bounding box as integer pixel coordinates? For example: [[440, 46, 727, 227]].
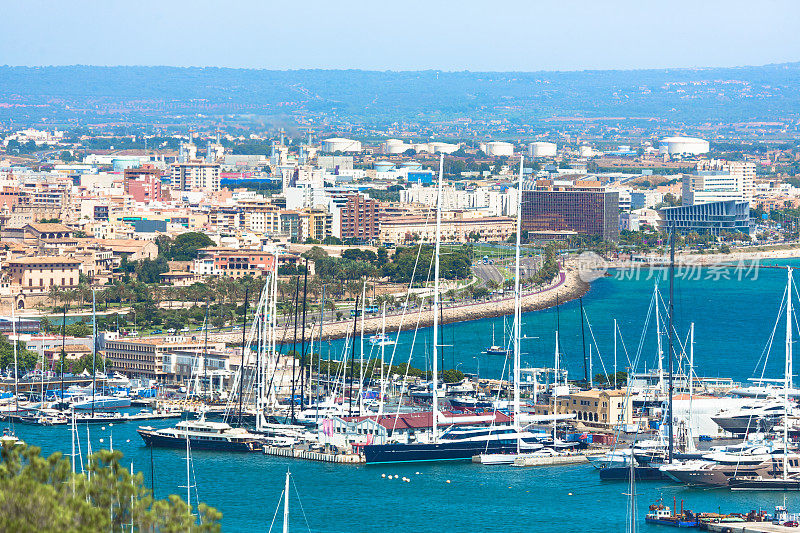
[[598, 466, 668, 481], [72, 398, 132, 410], [137, 429, 254, 452], [363, 439, 523, 464], [644, 517, 699, 527]]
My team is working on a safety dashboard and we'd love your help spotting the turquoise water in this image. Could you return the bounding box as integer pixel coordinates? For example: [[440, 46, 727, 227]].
[[325, 260, 795, 384], [12, 263, 800, 531]]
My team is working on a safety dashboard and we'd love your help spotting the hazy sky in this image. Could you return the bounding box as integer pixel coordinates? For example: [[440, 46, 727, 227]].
[[3, 0, 799, 71]]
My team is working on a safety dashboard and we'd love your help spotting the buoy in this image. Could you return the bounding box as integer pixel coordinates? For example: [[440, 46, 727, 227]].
[[394, 475, 399, 479], [415, 471, 420, 475], [568, 492, 573, 496], [381, 474, 386, 478], [446, 480, 451, 484]]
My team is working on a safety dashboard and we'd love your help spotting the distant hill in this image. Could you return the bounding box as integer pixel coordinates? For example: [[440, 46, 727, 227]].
[[1, 64, 799, 127]]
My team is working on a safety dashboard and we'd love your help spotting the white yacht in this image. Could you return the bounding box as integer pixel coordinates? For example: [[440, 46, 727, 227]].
[[137, 415, 262, 451]]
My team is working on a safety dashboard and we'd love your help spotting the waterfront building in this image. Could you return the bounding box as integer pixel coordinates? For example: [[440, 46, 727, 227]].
[[104, 337, 226, 382], [553, 389, 635, 431], [682, 160, 755, 207], [658, 200, 751, 235], [521, 180, 620, 242]]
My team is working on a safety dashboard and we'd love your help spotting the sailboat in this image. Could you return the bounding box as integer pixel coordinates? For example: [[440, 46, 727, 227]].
[[485, 322, 509, 356], [363, 156, 541, 464]]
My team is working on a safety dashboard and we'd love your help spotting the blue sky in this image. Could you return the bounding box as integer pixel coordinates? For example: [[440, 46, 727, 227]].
[[3, 0, 799, 71]]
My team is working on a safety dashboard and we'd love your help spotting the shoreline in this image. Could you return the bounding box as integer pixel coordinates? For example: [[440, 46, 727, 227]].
[[262, 267, 590, 343]]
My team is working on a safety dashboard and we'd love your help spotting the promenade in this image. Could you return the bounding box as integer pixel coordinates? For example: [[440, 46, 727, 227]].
[[207, 266, 589, 343]]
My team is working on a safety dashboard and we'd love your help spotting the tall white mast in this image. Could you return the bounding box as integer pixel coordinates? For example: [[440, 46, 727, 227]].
[[432, 153, 444, 443], [553, 331, 560, 443], [11, 296, 18, 415], [613, 319, 618, 389], [655, 285, 664, 393], [270, 252, 279, 408], [359, 281, 366, 413], [785, 267, 792, 480], [513, 155, 523, 440], [379, 302, 386, 417], [282, 470, 290, 533]]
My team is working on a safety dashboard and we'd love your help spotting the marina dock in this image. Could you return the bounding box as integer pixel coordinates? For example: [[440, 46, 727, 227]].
[[704, 522, 799, 533], [512, 451, 604, 467], [261, 445, 364, 464]]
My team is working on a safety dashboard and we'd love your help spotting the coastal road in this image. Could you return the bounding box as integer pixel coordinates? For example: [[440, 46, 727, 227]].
[[472, 256, 541, 286], [472, 264, 504, 285]]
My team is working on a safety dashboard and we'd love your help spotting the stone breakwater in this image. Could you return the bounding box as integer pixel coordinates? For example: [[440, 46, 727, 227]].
[[268, 268, 589, 343]]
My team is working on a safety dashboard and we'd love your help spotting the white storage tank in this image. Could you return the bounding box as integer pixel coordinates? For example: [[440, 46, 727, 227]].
[[658, 136, 709, 156], [322, 138, 362, 153], [578, 145, 596, 158], [428, 142, 459, 154], [528, 141, 557, 158], [483, 141, 514, 157], [383, 139, 409, 154]]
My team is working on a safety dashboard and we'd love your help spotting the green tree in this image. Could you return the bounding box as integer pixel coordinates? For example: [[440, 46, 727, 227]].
[[165, 232, 215, 261], [0, 444, 221, 532], [0, 335, 38, 372]]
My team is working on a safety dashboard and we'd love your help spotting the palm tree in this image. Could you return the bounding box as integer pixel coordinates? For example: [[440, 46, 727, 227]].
[[48, 286, 63, 312]]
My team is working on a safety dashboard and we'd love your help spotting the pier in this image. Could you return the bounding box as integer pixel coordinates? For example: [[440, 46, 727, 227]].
[[511, 451, 605, 467], [704, 522, 799, 533], [261, 445, 364, 464]]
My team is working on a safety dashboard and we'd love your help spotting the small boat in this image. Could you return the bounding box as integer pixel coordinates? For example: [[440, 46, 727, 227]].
[[137, 414, 262, 451], [70, 394, 132, 411], [369, 334, 395, 347], [644, 500, 699, 528], [0, 427, 22, 445]]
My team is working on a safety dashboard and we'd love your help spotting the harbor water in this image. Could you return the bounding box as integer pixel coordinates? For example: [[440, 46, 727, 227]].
[[11, 261, 800, 531]]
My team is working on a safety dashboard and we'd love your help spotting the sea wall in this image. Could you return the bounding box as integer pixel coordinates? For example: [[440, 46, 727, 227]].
[[277, 268, 589, 343]]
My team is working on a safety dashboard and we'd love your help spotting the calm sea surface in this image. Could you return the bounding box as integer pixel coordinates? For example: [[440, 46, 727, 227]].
[[13, 261, 800, 531]]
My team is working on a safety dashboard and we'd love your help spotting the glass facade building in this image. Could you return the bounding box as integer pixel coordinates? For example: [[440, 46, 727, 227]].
[[521, 186, 619, 242], [658, 200, 751, 235]]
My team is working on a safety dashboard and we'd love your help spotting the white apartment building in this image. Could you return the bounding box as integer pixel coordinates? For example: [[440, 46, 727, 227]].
[[399, 184, 519, 217], [170, 162, 221, 191], [682, 160, 755, 207]]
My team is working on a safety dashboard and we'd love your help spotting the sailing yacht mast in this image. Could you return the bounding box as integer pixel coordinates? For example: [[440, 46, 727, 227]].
[[785, 267, 792, 480], [431, 153, 444, 443], [11, 298, 18, 415], [667, 222, 676, 464], [513, 155, 523, 442], [655, 285, 664, 393], [282, 470, 290, 533], [91, 290, 96, 418], [379, 302, 387, 415]]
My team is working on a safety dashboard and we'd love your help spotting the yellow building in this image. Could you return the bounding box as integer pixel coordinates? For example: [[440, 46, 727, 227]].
[[555, 389, 634, 431], [5, 256, 81, 294]]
